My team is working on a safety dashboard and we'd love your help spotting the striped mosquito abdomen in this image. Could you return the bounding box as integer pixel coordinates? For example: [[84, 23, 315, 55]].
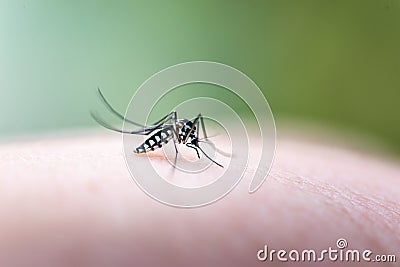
[[134, 127, 174, 153]]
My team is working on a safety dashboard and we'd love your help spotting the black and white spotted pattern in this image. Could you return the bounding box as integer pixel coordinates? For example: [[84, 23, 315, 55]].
[[134, 119, 197, 154], [135, 127, 174, 153]]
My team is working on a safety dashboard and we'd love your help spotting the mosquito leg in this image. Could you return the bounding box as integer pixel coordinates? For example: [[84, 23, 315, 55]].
[[172, 135, 179, 156], [186, 144, 200, 158], [97, 88, 176, 130], [183, 114, 201, 143], [164, 113, 180, 168], [199, 113, 209, 140], [172, 111, 181, 143], [173, 142, 178, 167], [96, 87, 145, 127], [196, 114, 201, 139], [187, 143, 223, 167], [164, 113, 179, 153]]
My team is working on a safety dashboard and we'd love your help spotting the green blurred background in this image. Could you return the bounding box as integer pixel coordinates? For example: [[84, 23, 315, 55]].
[[1, 1, 399, 152]]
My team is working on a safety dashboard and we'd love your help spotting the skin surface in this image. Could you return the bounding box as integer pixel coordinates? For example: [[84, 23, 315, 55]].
[[0, 129, 399, 267]]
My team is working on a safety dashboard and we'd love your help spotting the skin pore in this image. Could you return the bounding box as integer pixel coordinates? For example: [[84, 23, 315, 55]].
[[0, 129, 399, 267]]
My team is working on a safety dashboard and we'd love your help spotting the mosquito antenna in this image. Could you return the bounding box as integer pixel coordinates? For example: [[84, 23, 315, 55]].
[[97, 87, 145, 127], [196, 144, 224, 168]]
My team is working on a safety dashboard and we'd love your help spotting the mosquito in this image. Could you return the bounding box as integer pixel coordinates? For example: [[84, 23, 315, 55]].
[[91, 88, 224, 168]]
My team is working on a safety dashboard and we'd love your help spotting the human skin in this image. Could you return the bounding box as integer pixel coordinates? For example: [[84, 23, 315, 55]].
[[0, 130, 399, 267]]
